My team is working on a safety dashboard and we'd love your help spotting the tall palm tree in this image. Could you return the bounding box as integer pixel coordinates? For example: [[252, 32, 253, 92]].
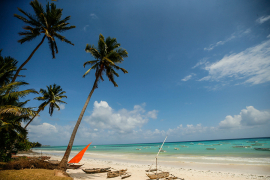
[[12, 0, 75, 83], [24, 84, 67, 129], [58, 34, 128, 170]]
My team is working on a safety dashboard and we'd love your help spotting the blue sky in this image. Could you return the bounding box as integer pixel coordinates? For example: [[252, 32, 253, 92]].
[[1, 0, 270, 145]]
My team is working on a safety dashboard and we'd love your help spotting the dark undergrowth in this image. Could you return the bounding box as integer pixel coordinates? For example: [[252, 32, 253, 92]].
[[3, 157, 57, 170]]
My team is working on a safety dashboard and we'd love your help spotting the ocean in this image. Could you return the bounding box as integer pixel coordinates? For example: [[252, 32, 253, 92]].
[[32, 137, 270, 165]]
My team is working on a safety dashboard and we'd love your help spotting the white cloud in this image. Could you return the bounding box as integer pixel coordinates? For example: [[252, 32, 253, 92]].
[[192, 58, 208, 69], [83, 25, 89, 32], [147, 110, 158, 119], [204, 35, 235, 51], [58, 103, 65, 110], [181, 73, 196, 81], [204, 29, 251, 51], [27, 122, 72, 145], [256, 15, 270, 24], [199, 39, 270, 85], [219, 115, 241, 129], [90, 13, 98, 19], [83, 101, 158, 134], [26, 105, 270, 145], [267, 34, 270, 38], [240, 106, 270, 126], [219, 106, 270, 129]]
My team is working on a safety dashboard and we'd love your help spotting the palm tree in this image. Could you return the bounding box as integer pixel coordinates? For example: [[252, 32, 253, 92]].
[[58, 34, 128, 170], [0, 50, 18, 87], [0, 51, 38, 117], [12, 0, 75, 83], [0, 83, 37, 161], [24, 84, 67, 129]]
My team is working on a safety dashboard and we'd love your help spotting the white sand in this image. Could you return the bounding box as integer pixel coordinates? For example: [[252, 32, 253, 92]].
[[19, 153, 270, 180]]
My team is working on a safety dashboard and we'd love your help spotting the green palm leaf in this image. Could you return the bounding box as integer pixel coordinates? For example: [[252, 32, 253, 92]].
[[84, 34, 128, 86]]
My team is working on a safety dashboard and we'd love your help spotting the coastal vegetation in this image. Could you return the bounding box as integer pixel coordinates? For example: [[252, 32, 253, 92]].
[[0, 50, 38, 161], [58, 34, 128, 170], [0, 0, 73, 163], [0, 48, 65, 161], [1, 0, 129, 174], [1, 0, 72, 164]]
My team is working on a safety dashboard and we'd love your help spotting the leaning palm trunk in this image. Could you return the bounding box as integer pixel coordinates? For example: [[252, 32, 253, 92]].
[[11, 35, 46, 83], [58, 77, 99, 170], [24, 109, 42, 129]]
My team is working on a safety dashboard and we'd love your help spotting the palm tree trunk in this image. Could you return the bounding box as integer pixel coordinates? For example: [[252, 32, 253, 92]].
[[11, 35, 46, 83], [24, 109, 41, 129], [58, 76, 99, 170]]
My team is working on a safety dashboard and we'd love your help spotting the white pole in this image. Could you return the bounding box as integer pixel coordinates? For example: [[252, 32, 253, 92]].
[[148, 136, 168, 172]]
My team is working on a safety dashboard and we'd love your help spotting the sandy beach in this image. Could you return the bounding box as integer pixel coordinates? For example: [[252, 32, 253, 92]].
[[18, 152, 270, 180]]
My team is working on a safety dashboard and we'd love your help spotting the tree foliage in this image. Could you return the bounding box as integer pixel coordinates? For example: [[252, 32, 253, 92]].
[[12, 0, 75, 83], [24, 84, 67, 129], [0, 51, 37, 162], [83, 34, 128, 87], [14, 0, 75, 58]]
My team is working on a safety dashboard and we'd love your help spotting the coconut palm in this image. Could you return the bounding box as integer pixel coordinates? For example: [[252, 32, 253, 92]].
[[0, 51, 38, 117], [0, 50, 18, 87], [58, 34, 128, 170], [24, 84, 67, 129], [0, 73, 37, 161], [0, 85, 36, 161], [12, 0, 75, 83]]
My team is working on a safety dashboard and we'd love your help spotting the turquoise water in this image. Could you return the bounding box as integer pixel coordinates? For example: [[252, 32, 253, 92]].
[[33, 137, 270, 165]]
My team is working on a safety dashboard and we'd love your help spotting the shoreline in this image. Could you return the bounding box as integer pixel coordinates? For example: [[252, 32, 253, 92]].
[[18, 151, 270, 180]]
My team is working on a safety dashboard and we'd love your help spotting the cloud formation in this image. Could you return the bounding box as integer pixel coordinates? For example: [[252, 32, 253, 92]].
[[83, 25, 89, 32], [256, 15, 270, 24], [204, 29, 251, 51], [58, 103, 65, 110], [204, 34, 236, 51], [181, 73, 196, 81], [219, 106, 270, 129], [26, 104, 270, 145], [83, 101, 158, 134], [27, 123, 72, 144], [199, 40, 270, 85]]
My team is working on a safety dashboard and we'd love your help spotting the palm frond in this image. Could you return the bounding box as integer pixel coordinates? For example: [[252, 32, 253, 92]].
[[83, 60, 98, 68], [30, 0, 45, 26], [83, 63, 98, 78], [48, 37, 56, 58], [56, 16, 70, 25], [110, 68, 119, 77], [0, 105, 36, 117], [18, 34, 40, 44], [14, 8, 41, 26], [113, 65, 128, 74], [5, 89, 38, 100], [103, 57, 115, 65], [0, 82, 28, 94], [54, 32, 74, 46], [54, 26, 76, 33]]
